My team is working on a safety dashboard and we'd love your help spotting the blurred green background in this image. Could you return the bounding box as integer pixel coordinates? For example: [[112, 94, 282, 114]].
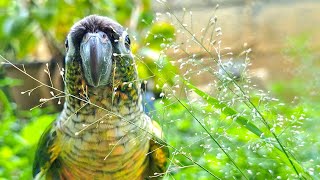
[[0, 0, 320, 179]]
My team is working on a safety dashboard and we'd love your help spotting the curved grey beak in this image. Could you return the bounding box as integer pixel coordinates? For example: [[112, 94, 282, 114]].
[[80, 31, 113, 87]]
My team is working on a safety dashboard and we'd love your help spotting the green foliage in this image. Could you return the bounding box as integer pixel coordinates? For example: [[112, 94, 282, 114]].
[[155, 91, 316, 179], [0, 78, 56, 179], [136, 22, 176, 91], [0, 0, 170, 57], [185, 81, 263, 137], [149, 31, 319, 178]]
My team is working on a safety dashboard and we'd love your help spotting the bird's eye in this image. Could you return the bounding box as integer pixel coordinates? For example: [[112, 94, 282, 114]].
[[118, 31, 131, 54], [102, 33, 107, 39], [65, 39, 69, 50], [124, 35, 130, 49]]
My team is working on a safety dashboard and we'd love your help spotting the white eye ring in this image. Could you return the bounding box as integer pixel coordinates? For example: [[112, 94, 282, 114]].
[[119, 31, 130, 55]]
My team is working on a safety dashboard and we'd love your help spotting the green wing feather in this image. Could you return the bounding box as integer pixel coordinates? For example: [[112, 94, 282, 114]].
[[33, 121, 62, 180], [147, 120, 170, 179]]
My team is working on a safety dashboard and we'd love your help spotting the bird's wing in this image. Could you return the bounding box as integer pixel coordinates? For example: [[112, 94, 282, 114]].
[[147, 120, 170, 178], [33, 121, 62, 180]]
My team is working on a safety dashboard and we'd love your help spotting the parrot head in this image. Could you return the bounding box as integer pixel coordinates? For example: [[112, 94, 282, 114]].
[[63, 15, 140, 109], [65, 15, 135, 89]]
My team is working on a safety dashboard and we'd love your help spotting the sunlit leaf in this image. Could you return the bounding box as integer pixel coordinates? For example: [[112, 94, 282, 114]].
[[185, 81, 264, 138]]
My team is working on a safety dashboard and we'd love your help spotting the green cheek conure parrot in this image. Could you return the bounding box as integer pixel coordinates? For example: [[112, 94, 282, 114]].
[[33, 15, 169, 179]]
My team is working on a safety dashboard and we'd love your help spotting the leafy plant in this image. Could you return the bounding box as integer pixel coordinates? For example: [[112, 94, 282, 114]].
[[0, 76, 57, 179]]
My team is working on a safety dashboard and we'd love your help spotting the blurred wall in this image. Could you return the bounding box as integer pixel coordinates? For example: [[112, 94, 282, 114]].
[[153, 0, 320, 83]]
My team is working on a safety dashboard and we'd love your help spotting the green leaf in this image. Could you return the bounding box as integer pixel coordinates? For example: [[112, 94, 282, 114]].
[[185, 81, 264, 138], [21, 114, 56, 146], [0, 89, 12, 115], [0, 77, 22, 87], [273, 146, 312, 179]]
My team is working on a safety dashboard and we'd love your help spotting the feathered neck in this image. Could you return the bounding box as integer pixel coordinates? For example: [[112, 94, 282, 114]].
[[63, 56, 141, 115]]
